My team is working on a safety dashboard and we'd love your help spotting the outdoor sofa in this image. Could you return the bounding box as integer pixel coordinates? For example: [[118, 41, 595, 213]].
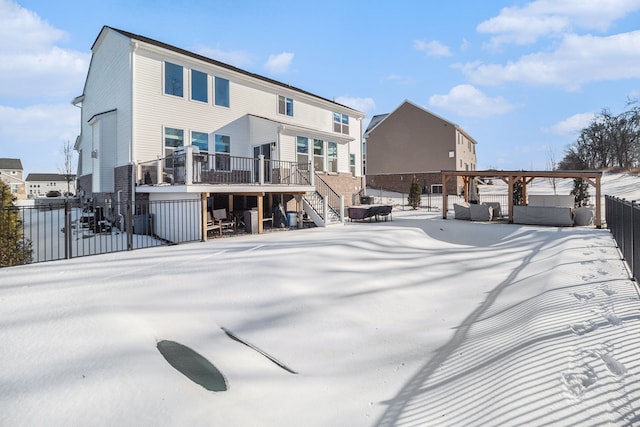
[[348, 205, 393, 222]]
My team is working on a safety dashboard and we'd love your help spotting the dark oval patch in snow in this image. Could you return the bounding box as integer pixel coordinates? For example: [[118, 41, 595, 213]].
[[157, 340, 227, 392]]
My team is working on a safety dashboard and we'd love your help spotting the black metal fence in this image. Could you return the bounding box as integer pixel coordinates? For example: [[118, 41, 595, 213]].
[[5, 198, 202, 265], [605, 195, 639, 282]]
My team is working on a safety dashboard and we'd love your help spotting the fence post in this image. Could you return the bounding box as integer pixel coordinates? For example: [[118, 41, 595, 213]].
[[126, 200, 133, 251], [65, 199, 72, 259]]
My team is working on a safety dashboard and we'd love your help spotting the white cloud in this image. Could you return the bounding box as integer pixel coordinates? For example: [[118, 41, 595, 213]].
[[0, 103, 80, 171], [192, 45, 254, 68], [414, 39, 452, 57], [0, 0, 89, 99], [548, 112, 596, 135], [0, 103, 79, 144], [428, 84, 514, 118], [334, 96, 376, 114], [477, 0, 640, 47], [264, 52, 294, 74], [459, 31, 640, 90]]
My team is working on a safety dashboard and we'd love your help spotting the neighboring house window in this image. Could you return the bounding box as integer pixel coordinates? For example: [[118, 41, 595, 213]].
[[333, 113, 349, 134], [191, 69, 208, 102], [327, 141, 338, 173], [296, 136, 309, 165], [10, 184, 18, 193], [349, 153, 356, 177], [164, 62, 183, 97], [191, 131, 208, 152], [164, 127, 184, 168], [215, 134, 231, 170], [278, 95, 293, 116], [215, 77, 230, 107], [313, 139, 324, 172], [431, 184, 443, 194]]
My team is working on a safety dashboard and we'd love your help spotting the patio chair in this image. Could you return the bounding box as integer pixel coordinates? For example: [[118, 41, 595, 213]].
[[213, 208, 236, 233], [207, 211, 222, 237]]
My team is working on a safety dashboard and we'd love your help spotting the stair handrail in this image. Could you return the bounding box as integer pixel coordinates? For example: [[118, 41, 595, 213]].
[[313, 173, 341, 218]]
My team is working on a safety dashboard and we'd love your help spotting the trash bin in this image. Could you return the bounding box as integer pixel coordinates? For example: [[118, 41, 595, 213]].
[[244, 209, 258, 234], [286, 212, 298, 228]]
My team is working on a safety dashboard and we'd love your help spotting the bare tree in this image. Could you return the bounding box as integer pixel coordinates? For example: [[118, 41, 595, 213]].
[[59, 140, 76, 197], [559, 100, 640, 170], [546, 147, 558, 195]]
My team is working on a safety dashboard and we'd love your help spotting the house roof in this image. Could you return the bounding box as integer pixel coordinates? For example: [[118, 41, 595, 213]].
[[0, 158, 23, 170], [364, 114, 388, 134], [25, 173, 75, 182], [363, 100, 478, 144], [91, 26, 364, 117]]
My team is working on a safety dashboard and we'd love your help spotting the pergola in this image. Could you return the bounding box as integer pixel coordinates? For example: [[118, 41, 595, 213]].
[[441, 170, 603, 228]]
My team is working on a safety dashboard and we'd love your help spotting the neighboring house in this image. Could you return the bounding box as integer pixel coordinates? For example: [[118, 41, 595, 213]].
[[72, 26, 365, 235], [0, 158, 26, 200], [363, 100, 477, 195], [25, 173, 76, 198]]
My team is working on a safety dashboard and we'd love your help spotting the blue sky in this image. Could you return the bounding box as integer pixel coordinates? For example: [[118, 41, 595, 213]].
[[2, 0, 640, 174]]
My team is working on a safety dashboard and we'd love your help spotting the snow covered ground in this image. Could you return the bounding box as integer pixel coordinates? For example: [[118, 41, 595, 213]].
[[1, 173, 639, 426]]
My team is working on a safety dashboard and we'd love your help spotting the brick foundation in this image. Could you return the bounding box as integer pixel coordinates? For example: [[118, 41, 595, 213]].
[[366, 173, 460, 195]]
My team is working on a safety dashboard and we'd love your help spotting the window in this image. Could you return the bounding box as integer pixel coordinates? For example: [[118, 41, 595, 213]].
[[191, 69, 208, 102], [191, 131, 208, 152], [278, 95, 293, 116], [333, 113, 349, 134], [313, 139, 324, 171], [215, 134, 230, 170], [215, 77, 230, 107], [431, 184, 443, 194], [350, 153, 356, 177], [327, 141, 337, 173], [164, 127, 184, 168], [164, 62, 183, 97], [296, 136, 309, 165], [11, 184, 18, 194]]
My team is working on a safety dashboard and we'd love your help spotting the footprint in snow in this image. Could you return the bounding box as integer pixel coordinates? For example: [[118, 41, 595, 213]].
[[601, 286, 616, 296], [570, 321, 598, 336], [562, 365, 598, 397], [601, 353, 628, 376], [573, 291, 596, 302]]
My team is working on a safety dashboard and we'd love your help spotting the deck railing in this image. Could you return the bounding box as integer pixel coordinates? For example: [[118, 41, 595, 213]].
[[138, 148, 310, 187]]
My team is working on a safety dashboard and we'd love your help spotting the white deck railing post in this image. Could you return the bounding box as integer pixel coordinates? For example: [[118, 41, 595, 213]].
[[309, 161, 314, 186], [340, 195, 345, 223], [258, 155, 265, 185], [185, 145, 193, 185], [156, 157, 162, 184]]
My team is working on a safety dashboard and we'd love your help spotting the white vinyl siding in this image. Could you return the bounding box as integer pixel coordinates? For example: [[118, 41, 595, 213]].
[[79, 31, 132, 177], [83, 28, 365, 181]]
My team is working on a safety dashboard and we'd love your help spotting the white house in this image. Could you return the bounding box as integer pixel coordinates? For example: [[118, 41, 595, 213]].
[[25, 173, 76, 198], [72, 26, 365, 235]]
